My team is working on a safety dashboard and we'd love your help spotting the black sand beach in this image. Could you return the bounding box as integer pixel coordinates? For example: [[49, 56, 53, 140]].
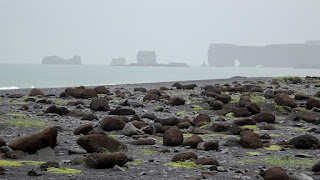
[[0, 76, 320, 180]]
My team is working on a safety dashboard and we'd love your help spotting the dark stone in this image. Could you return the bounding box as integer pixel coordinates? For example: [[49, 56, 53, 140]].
[[40, 162, 60, 170], [143, 93, 159, 102], [182, 135, 203, 148], [74, 124, 93, 135], [163, 127, 183, 146], [81, 114, 98, 121], [5, 150, 26, 159], [86, 153, 128, 169], [171, 152, 198, 162], [215, 94, 231, 103], [76, 134, 127, 153], [295, 114, 317, 123], [306, 98, 320, 109], [294, 94, 310, 100], [238, 95, 251, 107], [264, 89, 275, 99], [177, 121, 191, 129], [212, 123, 230, 132], [129, 138, 155, 145], [94, 86, 110, 94], [64, 87, 98, 99], [9, 127, 57, 154], [181, 84, 197, 90], [0, 137, 6, 147], [156, 117, 180, 126], [45, 105, 70, 115], [29, 88, 45, 96], [228, 124, 242, 135], [275, 93, 297, 108], [90, 98, 110, 111], [193, 114, 211, 125], [167, 97, 185, 106], [239, 130, 263, 149], [109, 108, 135, 115], [172, 82, 182, 89], [141, 113, 157, 120], [100, 117, 126, 131], [234, 118, 256, 126], [204, 140, 219, 151], [289, 134, 320, 149], [246, 102, 261, 114], [209, 100, 224, 110], [134, 87, 147, 93], [195, 158, 219, 166], [264, 167, 289, 180], [231, 107, 250, 117], [8, 94, 23, 98], [253, 112, 275, 123]]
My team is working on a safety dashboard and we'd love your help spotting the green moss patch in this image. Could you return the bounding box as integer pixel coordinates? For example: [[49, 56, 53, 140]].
[[4, 118, 47, 127], [183, 133, 193, 138], [269, 134, 280, 137], [225, 112, 235, 118], [5, 113, 27, 117], [190, 107, 204, 111], [55, 100, 65, 104], [294, 127, 310, 131], [127, 159, 143, 165], [199, 120, 214, 129], [0, 160, 45, 167], [263, 145, 283, 151], [250, 95, 270, 104], [176, 111, 186, 115], [275, 105, 287, 112], [47, 167, 81, 174], [242, 125, 258, 130], [263, 156, 315, 167], [13, 102, 29, 105], [140, 148, 159, 155], [164, 161, 201, 169], [246, 152, 262, 155]]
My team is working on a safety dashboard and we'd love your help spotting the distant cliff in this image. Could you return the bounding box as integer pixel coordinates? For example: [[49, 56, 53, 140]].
[[136, 51, 157, 66], [208, 41, 320, 68], [42, 55, 82, 65], [110, 57, 127, 66]]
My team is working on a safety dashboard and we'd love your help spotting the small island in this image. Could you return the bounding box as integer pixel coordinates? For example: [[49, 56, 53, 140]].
[[42, 55, 82, 65]]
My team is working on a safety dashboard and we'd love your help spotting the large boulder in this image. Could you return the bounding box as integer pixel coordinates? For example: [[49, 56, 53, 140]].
[[275, 93, 297, 108], [9, 126, 57, 154], [86, 153, 128, 169], [76, 134, 127, 153], [182, 135, 203, 148], [289, 134, 320, 149], [64, 87, 98, 99], [212, 123, 230, 132], [246, 102, 261, 114], [45, 105, 70, 115], [264, 167, 289, 180], [29, 88, 45, 96], [93, 86, 109, 94], [163, 127, 183, 146], [171, 152, 198, 162], [204, 140, 219, 151], [143, 93, 159, 102], [239, 130, 263, 149], [238, 95, 251, 107], [167, 97, 185, 106], [231, 107, 250, 117], [294, 94, 310, 100], [0, 137, 6, 147], [294, 114, 317, 123], [306, 98, 320, 109], [193, 114, 211, 125], [215, 94, 231, 104], [100, 117, 126, 131], [264, 89, 275, 99], [253, 112, 275, 123], [209, 100, 224, 110], [109, 108, 135, 115], [156, 117, 180, 126], [90, 98, 110, 111]]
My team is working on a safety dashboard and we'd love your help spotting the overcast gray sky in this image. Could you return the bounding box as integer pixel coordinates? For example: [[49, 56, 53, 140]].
[[0, 0, 319, 65]]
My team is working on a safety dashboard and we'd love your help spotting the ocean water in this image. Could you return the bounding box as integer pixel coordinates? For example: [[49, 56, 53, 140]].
[[1, 64, 320, 89]]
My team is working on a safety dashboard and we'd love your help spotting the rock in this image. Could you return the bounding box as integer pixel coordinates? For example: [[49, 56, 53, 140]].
[[234, 118, 256, 126], [253, 112, 275, 123], [177, 121, 191, 129], [193, 114, 211, 125], [36, 147, 55, 157], [76, 134, 127, 153], [132, 121, 149, 129], [289, 134, 320, 149], [27, 169, 42, 176], [275, 93, 297, 108], [259, 124, 275, 130], [239, 130, 263, 149], [25, 98, 36, 102], [181, 84, 197, 90], [0, 166, 6, 175], [8, 94, 23, 98], [87, 129, 106, 135], [183, 135, 203, 148], [223, 137, 240, 147], [264, 89, 275, 99], [93, 86, 110, 94], [295, 114, 317, 123], [122, 122, 145, 136], [141, 113, 157, 120], [86, 153, 128, 169], [215, 94, 231, 103], [209, 100, 224, 110], [9, 126, 57, 154], [129, 138, 155, 145], [171, 152, 198, 162], [306, 98, 320, 109], [195, 158, 218, 166], [0, 137, 6, 147], [40, 162, 60, 170], [74, 124, 93, 135], [294, 94, 310, 100], [110, 108, 135, 115], [70, 156, 87, 165], [143, 93, 159, 102], [134, 87, 147, 93], [204, 140, 219, 151], [311, 160, 320, 172], [238, 95, 251, 107], [81, 114, 98, 121], [192, 127, 213, 134], [163, 127, 183, 146], [29, 88, 45, 96], [100, 117, 126, 131], [293, 77, 302, 84], [231, 107, 250, 117], [156, 117, 180, 126], [90, 98, 110, 111], [68, 148, 87, 155], [228, 124, 242, 135], [212, 123, 230, 132], [167, 97, 185, 106], [246, 102, 261, 114], [45, 105, 70, 115], [5, 150, 26, 159], [64, 87, 98, 99], [0, 146, 12, 153], [264, 167, 289, 180], [289, 173, 313, 180], [172, 82, 182, 89]]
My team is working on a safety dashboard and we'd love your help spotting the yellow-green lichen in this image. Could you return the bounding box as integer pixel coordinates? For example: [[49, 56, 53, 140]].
[[164, 161, 201, 169], [294, 127, 309, 131], [225, 112, 235, 118], [21, 161, 45, 165], [190, 107, 204, 111], [5, 113, 27, 117], [0, 160, 45, 167], [108, 134, 120, 138], [140, 148, 159, 155], [275, 105, 287, 112], [263, 156, 315, 167], [13, 102, 29, 105], [242, 125, 258, 130], [4, 118, 47, 127], [269, 134, 280, 137], [176, 111, 186, 115], [199, 120, 214, 129], [127, 159, 143, 165], [47, 167, 81, 174], [55, 100, 65, 104], [183, 133, 193, 138], [250, 95, 270, 104], [246, 152, 262, 155], [158, 140, 163, 144], [263, 145, 283, 150]]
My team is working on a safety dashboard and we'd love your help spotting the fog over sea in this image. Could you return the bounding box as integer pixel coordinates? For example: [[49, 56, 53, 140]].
[[1, 64, 320, 90]]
